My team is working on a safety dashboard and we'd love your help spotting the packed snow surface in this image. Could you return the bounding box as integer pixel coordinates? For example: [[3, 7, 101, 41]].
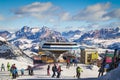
[[2, 58, 119, 80], [0, 58, 100, 80]]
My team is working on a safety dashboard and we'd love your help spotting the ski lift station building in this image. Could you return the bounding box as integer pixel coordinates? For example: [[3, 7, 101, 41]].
[[37, 42, 80, 63], [80, 46, 98, 64]]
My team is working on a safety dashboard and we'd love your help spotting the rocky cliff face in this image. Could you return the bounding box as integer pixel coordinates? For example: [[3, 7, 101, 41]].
[[0, 37, 23, 59]]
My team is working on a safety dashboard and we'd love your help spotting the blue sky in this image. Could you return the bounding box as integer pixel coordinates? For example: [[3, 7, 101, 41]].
[[0, 0, 120, 32]]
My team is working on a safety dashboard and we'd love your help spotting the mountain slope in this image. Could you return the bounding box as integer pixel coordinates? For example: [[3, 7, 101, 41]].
[[0, 36, 33, 64]]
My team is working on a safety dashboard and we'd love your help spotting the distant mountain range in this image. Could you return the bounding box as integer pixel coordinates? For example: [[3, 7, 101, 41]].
[[0, 26, 67, 52], [0, 26, 120, 53], [74, 27, 120, 49]]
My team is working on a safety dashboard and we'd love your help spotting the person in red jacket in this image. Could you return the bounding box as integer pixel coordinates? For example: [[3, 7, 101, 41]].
[[57, 65, 63, 78], [47, 64, 50, 76]]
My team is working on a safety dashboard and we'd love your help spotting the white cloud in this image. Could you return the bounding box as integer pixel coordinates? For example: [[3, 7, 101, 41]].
[[11, 2, 120, 23], [12, 2, 60, 21], [103, 8, 120, 19], [73, 2, 111, 22], [14, 2, 53, 14], [59, 12, 71, 21], [21, 2, 52, 13]]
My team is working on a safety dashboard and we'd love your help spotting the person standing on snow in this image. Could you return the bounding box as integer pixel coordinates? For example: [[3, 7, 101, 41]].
[[7, 62, 10, 71], [10, 64, 18, 79], [56, 65, 63, 78], [27, 65, 33, 75], [1, 63, 5, 71], [52, 63, 57, 78], [98, 57, 106, 77], [76, 66, 83, 79], [20, 68, 25, 76], [47, 64, 50, 76]]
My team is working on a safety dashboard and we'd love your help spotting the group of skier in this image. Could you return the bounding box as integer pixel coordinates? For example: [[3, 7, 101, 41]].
[[47, 63, 63, 78], [0, 62, 26, 79], [66, 58, 78, 69], [1, 62, 10, 71], [1, 61, 84, 79], [0, 63, 18, 79], [98, 49, 120, 77], [47, 63, 83, 79]]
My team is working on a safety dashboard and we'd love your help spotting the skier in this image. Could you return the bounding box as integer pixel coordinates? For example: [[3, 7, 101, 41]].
[[1, 63, 5, 71], [10, 64, 17, 79], [27, 65, 33, 75], [56, 65, 63, 78], [52, 63, 57, 78], [74, 58, 78, 66], [47, 64, 50, 76], [7, 62, 10, 71], [98, 57, 106, 77], [76, 66, 83, 79], [28, 65, 31, 75], [98, 65, 105, 77]]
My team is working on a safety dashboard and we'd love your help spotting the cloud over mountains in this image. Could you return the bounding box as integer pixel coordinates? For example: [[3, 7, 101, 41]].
[[12, 2, 120, 22], [12, 2, 62, 21]]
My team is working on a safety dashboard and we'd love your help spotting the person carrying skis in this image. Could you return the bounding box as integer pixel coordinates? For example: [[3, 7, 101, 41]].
[[76, 66, 83, 79]]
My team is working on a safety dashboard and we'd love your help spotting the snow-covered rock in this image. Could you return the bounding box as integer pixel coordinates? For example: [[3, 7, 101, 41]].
[[0, 36, 6, 42]]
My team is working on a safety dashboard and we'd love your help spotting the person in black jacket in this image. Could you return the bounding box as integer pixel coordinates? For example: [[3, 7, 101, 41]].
[[52, 64, 57, 78], [27, 65, 33, 75], [98, 58, 106, 77]]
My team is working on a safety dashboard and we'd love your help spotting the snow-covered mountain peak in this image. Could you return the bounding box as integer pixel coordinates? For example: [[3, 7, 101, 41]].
[[31, 27, 40, 33], [41, 26, 50, 31], [21, 26, 31, 32]]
